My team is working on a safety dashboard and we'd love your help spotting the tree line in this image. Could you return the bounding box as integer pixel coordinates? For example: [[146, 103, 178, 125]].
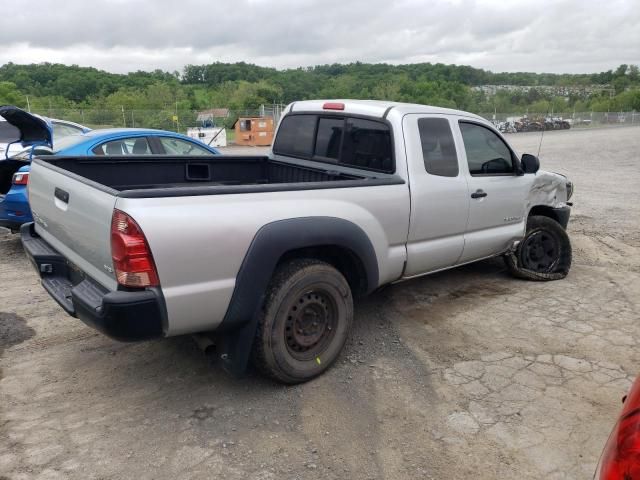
[[0, 61, 638, 129]]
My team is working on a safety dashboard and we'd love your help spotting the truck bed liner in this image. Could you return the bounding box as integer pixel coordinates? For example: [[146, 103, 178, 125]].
[[34, 155, 404, 198]]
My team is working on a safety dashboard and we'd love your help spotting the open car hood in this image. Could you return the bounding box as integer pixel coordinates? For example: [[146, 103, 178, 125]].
[[0, 105, 52, 150]]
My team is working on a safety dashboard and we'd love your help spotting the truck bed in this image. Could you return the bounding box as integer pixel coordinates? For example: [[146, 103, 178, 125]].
[[37, 155, 402, 198]]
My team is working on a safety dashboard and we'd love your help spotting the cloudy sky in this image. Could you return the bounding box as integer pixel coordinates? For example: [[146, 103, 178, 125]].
[[1, 0, 638, 74]]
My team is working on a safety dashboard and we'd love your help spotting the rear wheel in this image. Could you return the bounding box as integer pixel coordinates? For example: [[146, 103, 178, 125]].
[[505, 215, 572, 281], [252, 259, 353, 384]]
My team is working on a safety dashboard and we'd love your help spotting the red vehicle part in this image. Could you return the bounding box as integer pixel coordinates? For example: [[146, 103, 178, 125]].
[[598, 375, 640, 479]]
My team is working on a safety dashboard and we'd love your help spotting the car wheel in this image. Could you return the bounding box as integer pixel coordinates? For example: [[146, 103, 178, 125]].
[[505, 215, 572, 281], [252, 258, 353, 384]]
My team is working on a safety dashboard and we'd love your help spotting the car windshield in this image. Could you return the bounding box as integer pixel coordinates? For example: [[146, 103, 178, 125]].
[[9, 134, 87, 160], [52, 134, 86, 152]]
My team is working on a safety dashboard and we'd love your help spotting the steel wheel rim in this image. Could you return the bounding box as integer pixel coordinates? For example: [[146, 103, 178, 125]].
[[284, 289, 338, 361], [521, 230, 560, 272]]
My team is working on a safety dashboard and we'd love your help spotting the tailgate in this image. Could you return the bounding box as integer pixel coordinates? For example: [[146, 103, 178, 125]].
[[28, 158, 118, 290]]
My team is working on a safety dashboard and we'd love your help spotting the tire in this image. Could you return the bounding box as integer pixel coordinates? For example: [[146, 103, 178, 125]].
[[505, 215, 572, 281], [252, 258, 353, 384]]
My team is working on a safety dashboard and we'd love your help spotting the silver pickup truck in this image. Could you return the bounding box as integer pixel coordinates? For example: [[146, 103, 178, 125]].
[[22, 100, 573, 383]]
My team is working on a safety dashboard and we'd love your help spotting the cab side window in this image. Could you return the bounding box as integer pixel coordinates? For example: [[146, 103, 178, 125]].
[[459, 122, 514, 175], [93, 137, 151, 155], [418, 118, 458, 177]]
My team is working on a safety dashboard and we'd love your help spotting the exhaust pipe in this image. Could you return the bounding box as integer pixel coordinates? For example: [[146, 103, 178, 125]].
[[192, 333, 216, 357]]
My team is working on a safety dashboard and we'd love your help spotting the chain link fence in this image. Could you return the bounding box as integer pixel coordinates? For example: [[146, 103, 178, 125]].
[[27, 105, 287, 134], [24, 107, 640, 139], [481, 111, 640, 133]]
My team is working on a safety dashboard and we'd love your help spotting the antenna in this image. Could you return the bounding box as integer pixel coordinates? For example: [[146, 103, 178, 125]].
[[536, 102, 551, 158], [536, 123, 545, 158]]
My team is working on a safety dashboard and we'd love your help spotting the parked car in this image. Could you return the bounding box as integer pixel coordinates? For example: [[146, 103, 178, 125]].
[[596, 375, 640, 479], [0, 108, 90, 159], [22, 100, 573, 383], [0, 105, 219, 232]]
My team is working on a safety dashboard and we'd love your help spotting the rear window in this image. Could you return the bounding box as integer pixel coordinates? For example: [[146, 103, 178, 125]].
[[341, 118, 392, 172], [273, 114, 316, 158], [315, 117, 343, 160], [274, 114, 394, 173]]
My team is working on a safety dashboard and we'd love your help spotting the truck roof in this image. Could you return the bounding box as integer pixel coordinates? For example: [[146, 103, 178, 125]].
[[289, 99, 486, 122]]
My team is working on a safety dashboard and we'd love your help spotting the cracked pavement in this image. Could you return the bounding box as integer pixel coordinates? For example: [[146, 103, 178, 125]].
[[1, 126, 639, 479]]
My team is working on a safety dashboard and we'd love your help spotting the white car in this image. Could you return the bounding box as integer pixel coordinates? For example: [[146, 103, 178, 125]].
[[0, 111, 89, 159]]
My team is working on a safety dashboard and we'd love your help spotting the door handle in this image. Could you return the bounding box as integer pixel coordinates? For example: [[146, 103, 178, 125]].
[[54, 187, 70, 203], [471, 189, 487, 199]]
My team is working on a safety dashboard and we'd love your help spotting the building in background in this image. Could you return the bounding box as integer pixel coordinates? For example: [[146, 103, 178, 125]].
[[186, 108, 230, 147], [233, 117, 274, 146]]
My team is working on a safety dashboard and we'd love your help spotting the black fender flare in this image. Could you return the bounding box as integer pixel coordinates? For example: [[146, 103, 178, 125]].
[[215, 216, 379, 375]]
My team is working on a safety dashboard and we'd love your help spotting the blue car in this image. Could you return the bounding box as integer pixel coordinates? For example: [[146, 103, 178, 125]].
[[0, 106, 220, 232]]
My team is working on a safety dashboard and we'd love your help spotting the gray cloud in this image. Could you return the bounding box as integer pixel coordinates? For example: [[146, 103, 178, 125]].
[[0, 0, 638, 73]]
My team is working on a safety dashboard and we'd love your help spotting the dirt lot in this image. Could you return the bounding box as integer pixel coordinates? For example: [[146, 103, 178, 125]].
[[1, 126, 639, 479]]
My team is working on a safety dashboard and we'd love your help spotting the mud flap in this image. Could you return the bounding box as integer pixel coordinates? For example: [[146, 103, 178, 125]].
[[215, 311, 262, 377]]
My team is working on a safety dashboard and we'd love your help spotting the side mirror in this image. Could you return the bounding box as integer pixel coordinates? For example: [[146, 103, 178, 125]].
[[521, 153, 540, 174]]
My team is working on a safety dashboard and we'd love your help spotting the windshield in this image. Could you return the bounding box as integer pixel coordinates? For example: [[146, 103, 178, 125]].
[[9, 134, 87, 160], [52, 134, 86, 152]]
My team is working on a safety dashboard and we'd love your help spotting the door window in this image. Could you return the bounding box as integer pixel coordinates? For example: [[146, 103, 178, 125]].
[[418, 118, 458, 177], [158, 137, 212, 155], [93, 137, 152, 155], [459, 122, 514, 175]]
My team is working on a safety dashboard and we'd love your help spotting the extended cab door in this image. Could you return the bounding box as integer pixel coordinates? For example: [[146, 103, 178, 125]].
[[403, 114, 469, 276], [455, 120, 529, 262]]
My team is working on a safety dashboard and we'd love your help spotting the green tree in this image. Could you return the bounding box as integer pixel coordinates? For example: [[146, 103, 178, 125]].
[[0, 81, 25, 106]]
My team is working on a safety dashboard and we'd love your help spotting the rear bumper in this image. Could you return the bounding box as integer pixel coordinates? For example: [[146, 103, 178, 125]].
[[0, 218, 24, 231], [21, 223, 165, 341], [0, 186, 33, 230]]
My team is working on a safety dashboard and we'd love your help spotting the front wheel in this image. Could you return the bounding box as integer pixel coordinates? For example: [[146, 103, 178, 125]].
[[505, 215, 572, 281], [252, 259, 353, 384]]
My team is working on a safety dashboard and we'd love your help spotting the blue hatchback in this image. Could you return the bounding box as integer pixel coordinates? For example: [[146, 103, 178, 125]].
[[0, 106, 219, 232]]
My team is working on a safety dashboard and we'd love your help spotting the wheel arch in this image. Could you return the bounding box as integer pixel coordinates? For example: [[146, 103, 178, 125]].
[[214, 217, 379, 375], [527, 204, 570, 229], [528, 205, 560, 222]]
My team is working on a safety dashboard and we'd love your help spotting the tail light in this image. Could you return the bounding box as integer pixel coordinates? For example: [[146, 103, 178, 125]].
[[12, 172, 29, 185], [110, 209, 159, 288], [599, 376, 640, 479]]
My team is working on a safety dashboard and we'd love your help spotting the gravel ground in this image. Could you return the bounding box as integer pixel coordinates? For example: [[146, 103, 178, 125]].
[[1, 126, 639, 479]]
